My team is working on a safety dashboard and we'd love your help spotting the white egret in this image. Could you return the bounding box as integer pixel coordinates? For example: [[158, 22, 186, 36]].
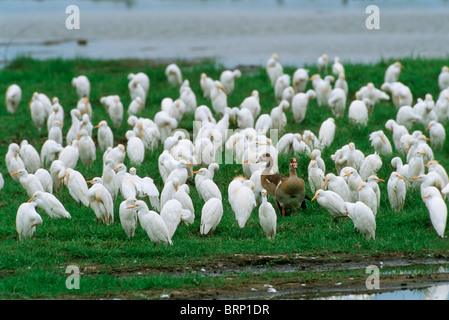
[[258, 189, 276, 239], [200, 198, 223, 237], [27, 191, 71, 219], [119, 197, 138, 239], [6, 84, 22, 114], [86, 177, 114, 226], [343, 201, 376, 240], [16, 202, 43, 241], [387, 171, 407, 213], [129, 200, 173, 245], [421, 186, 447, 238]]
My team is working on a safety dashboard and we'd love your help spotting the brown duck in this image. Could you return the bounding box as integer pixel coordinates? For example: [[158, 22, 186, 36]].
[[256, 153, 286, 212], [275, 158, 306, 216]]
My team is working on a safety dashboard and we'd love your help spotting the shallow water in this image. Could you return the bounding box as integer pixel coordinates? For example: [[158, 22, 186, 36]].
[[1, 0, 449, 67]]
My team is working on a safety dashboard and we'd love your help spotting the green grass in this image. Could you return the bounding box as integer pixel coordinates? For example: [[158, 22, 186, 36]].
[[0, 56, 448, 299]]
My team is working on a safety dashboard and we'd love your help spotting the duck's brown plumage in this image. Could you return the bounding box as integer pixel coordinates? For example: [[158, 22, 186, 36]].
[[257, 153, 284, 200], [275, 158, 306, 215]]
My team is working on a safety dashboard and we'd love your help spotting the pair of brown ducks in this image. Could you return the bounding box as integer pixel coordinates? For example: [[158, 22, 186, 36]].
[[256, 153, 307, 216]]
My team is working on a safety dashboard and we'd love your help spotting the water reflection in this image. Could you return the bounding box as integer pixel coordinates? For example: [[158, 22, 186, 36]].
[[314, 283, 449, 300]]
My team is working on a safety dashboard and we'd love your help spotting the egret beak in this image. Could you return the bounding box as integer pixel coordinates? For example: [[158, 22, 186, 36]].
[[357, 182, 364, 192], [376, 178, 385, 182], [406, 144, 412, 154], [126, 205, 138, 209], [58, 178, 62, 187], [421, 195, 430, 199], [311, 192, 319, 202], [27, 195, 35, 203], [398, 175, 406, 180], [425, 124, 431, 131], [94, 124, 101, 128], [321, 180, 328, 189], [381, 136, 386, 144], [184, 163, 193, 166], [343, 171, 352, 177], [409, 176, 420, 180], [242, 159, 250, 164], [86, 180, 95, 183], [10, 171, 20, 176]]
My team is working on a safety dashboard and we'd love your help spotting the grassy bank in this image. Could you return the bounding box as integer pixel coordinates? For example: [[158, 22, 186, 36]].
[[0, 56, 448, 299]]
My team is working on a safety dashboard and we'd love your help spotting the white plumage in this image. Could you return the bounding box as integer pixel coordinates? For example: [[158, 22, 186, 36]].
[[425, 120, 445, 150], [200, 198, 223, 236], [348, 99, 369, 127], [274, 74, 291, 102], [228, 178, 256, 229], [72, 75, 90, 98], [327, 88, 346, 118], [77, 129, 96, 167], [10, 168, 44, 198], [311, 189, 348, 223], [194, 168, 222, 202], [19, 140, 40, 174], [369, 130, 393, 156], [6, 84, 21, 114], [165, 63, 183, 87], [119, 198, 138, 239], [27, 190, 71, 219], [86, 177, 114, 226], [384, 61, 403, 83], [387, 171, 407, 213], [131, 200, 173, 245], [344, 201, 376, 240], [258, 189, 276, 239], [266, 53, 283, 86], [29, 92, 46, 132], [318, 117, 337, 148], [291, 90, 316, 123], [210, 81, 228, 117], [125, 130, 145, 166], [220, 69, 241, 95], [160, 199, 192, 239], [438, 66, 449, 91], [292, 68, 309, 93], [421, 186, 447, 238], [16, 202, 43, 241]]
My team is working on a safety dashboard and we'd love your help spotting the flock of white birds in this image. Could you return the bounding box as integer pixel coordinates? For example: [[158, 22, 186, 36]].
[[4, 54, 449, 244]]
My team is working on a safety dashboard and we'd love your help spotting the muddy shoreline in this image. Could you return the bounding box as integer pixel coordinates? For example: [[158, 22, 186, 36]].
[[77, 253, 449, 300]]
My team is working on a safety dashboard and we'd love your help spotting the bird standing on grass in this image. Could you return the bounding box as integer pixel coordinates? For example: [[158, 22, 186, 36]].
[[6, 84, 21, 114], [343, 201, 376, 240], [119, 198, 138, 239], [130, 200, 173, 245], [421, 186, 447, 238], [72, 75, 90, 98], [258, 189, 276, 240], [27, 190, 71, 219], [387, 171, 407, 213], [77, 129, 96, 168], [10, 169, 44, 198], [16, 202, 43, 241], [200, 198, 223, 237], [86, 177, 114, 226], [311, 189, 347, 224]]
